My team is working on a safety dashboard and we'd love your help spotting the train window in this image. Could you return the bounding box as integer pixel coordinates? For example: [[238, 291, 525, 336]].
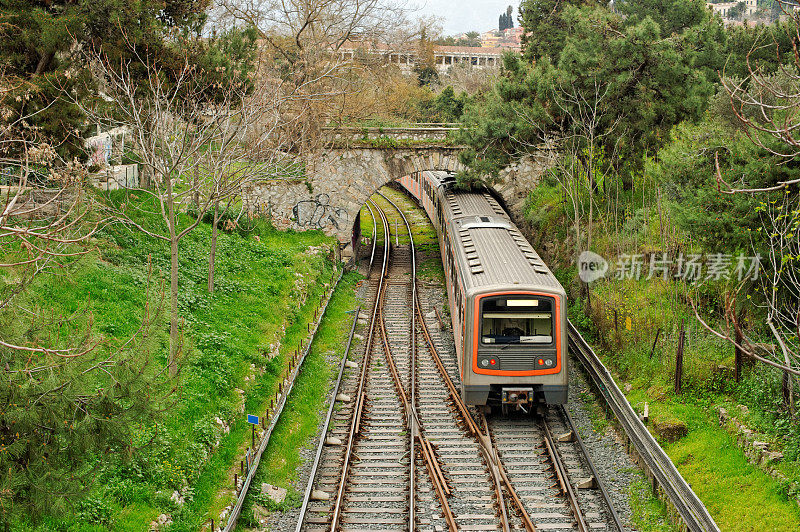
[[480, 296, 553, 344]]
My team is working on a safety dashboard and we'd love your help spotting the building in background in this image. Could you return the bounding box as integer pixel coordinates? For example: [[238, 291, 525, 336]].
[[336, 41, 506, 74], [480, 27, 522, 51], [706, 0, 758, 23]]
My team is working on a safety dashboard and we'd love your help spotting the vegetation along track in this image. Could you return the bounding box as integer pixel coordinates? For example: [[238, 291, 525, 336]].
[[298, 187, 624, 531]]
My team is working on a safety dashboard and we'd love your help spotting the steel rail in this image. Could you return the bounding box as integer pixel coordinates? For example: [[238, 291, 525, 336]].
[[329, 198, 390, 532], [559, 405, 625, 532], [375, 192, 417, 530], [414, 289, 537, 532], [478, 411, 538, 532], [479, 414, 511, 532], [376, 191, 457, 532], [294, 305, 361, 532], [540, 416, 589, 532], [568, 321, 720, 532], [364, 201, 378, 278]]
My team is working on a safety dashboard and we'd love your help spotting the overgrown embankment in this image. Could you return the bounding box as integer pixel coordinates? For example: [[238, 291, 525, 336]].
[[524, 179, 800, 530], [4, 192, 338, 530]]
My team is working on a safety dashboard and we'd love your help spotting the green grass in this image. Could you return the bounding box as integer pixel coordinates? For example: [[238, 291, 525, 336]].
[[615, 364, 800, 530], [627, 475, 678, 532], [4, 192, 339, 530], [236, 272, 361, 528], [666, 409, 800, 530]]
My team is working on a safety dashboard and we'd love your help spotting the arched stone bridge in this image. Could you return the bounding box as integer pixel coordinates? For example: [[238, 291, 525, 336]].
[[243, 127, 555, 248]]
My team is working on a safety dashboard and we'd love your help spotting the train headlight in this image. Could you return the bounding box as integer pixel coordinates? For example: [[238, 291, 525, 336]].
[[480, 357, 498, 368]]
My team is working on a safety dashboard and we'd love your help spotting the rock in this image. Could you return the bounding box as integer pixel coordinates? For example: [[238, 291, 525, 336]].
[[214, 416, 230, 434], [354, 333, 364, 341], [737, 404, 749, 416], [345, 360, 358, 369], [170, 490, 185, 506], [753, 441, 769, 450], [714, 365, 734, 380], [253, 503, 269, 521], [718, 407, 729, 425], [234, 388, 245, 413], [652, 419, 688, 443], [763, 451, 784, 463], [311, 489, 330, 500], [624, 383, 632, 393], [261, 483, 287, 504], [336, 393, 351, 402]]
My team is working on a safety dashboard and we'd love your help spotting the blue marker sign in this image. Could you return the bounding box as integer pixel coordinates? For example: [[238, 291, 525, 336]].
[[247, 414, 259, 425]]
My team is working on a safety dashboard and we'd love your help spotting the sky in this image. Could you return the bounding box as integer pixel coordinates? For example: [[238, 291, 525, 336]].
[[412, 0, 516, 36]]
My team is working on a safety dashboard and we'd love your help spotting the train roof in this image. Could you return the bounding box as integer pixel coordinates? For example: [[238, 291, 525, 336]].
[[443, 187, 564, 295]]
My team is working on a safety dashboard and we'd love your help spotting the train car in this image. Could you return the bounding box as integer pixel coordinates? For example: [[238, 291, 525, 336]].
[[397, 171, 568, 409]]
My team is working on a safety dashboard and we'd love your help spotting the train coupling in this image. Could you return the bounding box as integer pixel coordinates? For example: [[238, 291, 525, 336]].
[[501, 387, 534, 411]]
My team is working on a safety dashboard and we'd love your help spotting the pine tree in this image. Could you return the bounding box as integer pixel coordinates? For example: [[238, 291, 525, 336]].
[[458, 2, 715, 185], [0, 0, 214, 160]]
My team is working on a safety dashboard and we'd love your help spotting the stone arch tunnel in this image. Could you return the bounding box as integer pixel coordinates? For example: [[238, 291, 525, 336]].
[[243, 144, 555, 258]]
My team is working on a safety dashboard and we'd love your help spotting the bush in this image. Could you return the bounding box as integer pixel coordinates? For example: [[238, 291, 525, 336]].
[[75, 497, 114, 526]]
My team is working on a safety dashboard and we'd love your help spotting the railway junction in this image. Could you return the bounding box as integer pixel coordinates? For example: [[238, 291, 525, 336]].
[[229, 179, 720, 532]]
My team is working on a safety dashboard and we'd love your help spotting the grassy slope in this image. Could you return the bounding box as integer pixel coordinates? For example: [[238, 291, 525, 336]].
[[236, 272, 361, 528], [9, 194, 337, 530], [626, 386, 800, 530]]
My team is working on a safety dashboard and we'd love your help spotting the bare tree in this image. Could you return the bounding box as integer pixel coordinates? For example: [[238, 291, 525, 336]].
[[693, 196, 800, 395], [511, 75, 620, 261], [74, 48, 297, 376], [202, 81, 299, 292], [216, 0, 416, 139], [1, 69, 97, 342], [704, 9, 800, 404]]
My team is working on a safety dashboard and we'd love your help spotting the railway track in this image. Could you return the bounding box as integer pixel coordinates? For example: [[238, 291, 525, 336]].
[[297, 189, 625, 532]]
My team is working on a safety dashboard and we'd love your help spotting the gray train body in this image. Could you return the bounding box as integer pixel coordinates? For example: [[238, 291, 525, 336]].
[[398, 171, 568, 407]]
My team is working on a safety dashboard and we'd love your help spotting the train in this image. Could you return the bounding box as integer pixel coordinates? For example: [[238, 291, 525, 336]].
[[397, 171, 568, 410]]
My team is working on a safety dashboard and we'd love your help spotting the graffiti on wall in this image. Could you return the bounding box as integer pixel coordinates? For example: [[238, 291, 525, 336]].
[[293, 194, 350, 229], [88, 137, 112, 167]]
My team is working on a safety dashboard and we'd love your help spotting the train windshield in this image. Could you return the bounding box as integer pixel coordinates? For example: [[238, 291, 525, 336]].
[[480, 296, 553, 345]]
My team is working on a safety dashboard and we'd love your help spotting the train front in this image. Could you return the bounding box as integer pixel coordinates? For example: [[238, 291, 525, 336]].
[[464, 290, 568, 410]]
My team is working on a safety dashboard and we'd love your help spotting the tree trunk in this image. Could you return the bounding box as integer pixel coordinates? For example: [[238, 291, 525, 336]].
[[208, 200, 219, 293], [734, 321, 743, 383], [675, 319, 685, 395], [169, 236, 180, 377], [169, 235, 180, 377], [166, 180, 180, 378]]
